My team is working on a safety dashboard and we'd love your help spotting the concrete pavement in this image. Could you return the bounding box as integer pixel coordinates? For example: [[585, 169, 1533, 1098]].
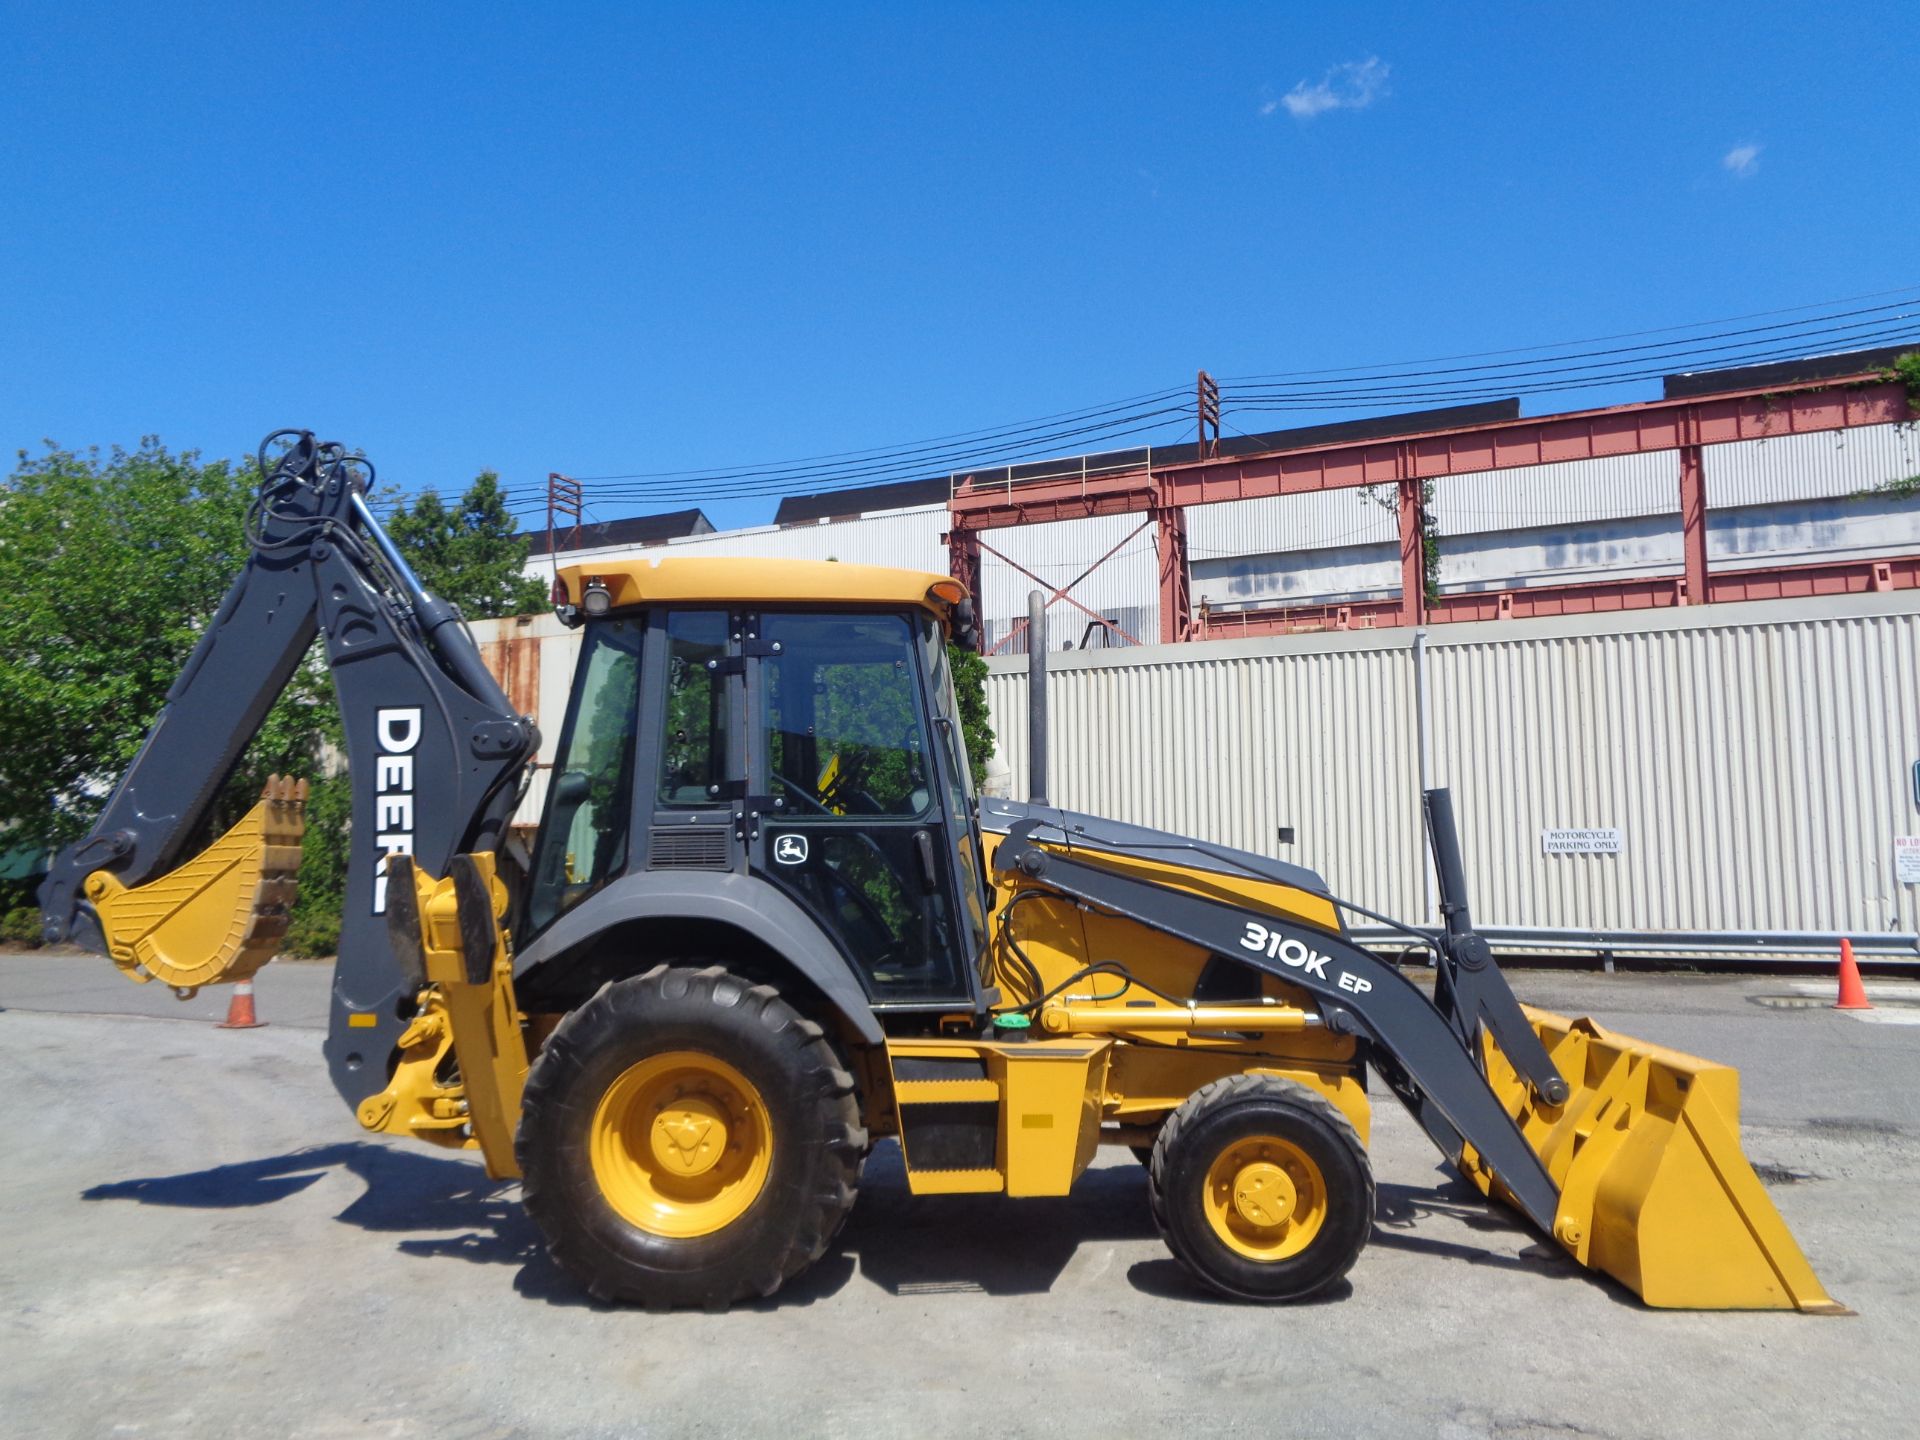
[[2, 955, 1916, 1438]]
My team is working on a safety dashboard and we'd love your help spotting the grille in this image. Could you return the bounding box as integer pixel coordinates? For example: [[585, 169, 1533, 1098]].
[[647, 826, 733, 871]]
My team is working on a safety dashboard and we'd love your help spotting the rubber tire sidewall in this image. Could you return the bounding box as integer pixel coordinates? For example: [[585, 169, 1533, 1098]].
[[517, 967, 856, 1308], [1152, 1079, 1372, 1303]]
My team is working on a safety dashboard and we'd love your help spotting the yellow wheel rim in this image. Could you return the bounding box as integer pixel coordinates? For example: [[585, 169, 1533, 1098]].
[[589, 1050, 773, 1238], [1201, 1134, 1327, 1261]]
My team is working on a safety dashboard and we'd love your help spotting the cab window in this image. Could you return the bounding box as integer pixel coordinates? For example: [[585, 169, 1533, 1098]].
[[526, 618, 642, 934], [764, 613, 931, 818], [659, 611, 730, 807]]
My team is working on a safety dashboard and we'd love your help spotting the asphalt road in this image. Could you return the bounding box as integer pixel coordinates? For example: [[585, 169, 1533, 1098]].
[[2, 951, 1916, 1439]]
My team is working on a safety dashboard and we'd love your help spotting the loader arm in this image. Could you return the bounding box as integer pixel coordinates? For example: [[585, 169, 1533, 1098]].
[[993, 798, 1840, 1312], [39, 431, 539, 1109], [992, 816, 1566, 1235]]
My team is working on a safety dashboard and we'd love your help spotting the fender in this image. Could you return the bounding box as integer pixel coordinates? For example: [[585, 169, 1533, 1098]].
[[512, 869, 884, 1045]]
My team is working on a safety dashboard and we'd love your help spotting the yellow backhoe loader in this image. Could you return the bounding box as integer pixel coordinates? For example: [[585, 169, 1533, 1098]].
[[41, 431, 1839, 1312]]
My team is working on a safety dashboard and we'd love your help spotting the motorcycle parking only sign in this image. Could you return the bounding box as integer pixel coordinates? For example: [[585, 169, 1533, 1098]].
[[1541, 827, 1624, 856]]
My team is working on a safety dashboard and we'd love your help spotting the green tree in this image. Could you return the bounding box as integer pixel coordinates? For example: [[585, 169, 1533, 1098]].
[[385, 471, 549, 618], [0, 442, 549, 956], [0, 440, 328, 862], [946, 642, 995, 790]]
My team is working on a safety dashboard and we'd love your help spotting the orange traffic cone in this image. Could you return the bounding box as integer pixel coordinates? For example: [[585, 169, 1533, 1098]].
[[218, 979, 266, 1029], [1834, 938, 1871, 1011]]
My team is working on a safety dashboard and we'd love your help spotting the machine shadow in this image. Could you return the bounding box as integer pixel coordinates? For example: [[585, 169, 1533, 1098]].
[[80, 1139, 1171, 1309], [1371, 1165, 1595, 1290], [82, 1143, 1590, 1307], [812, 1143, 1160, 1303], [81, 1141, 592, 1307]]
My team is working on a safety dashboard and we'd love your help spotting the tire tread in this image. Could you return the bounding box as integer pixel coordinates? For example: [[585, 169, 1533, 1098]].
[[515, 964, 865, 1308]]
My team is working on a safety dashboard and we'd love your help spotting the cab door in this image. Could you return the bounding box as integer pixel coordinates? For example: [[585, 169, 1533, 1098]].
[[743, 609, 981, 1009]]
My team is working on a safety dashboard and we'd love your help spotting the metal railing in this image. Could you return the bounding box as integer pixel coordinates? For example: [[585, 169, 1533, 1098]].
[[1349, 923, 1920, 969]]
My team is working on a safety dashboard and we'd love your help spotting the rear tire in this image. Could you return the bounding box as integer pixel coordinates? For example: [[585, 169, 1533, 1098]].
[[516, 964, 865, 1309], [1149, 1073, 1372, 1302]]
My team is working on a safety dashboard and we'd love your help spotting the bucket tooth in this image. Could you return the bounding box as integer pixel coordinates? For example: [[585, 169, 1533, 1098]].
[[85, 774, 308, 993], [1470, 1006, 1843, 1313]]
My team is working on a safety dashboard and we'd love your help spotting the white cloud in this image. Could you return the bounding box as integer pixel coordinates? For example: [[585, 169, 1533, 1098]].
[[1275, 56, 1390, 120], [1723, 142, 1762, 178]]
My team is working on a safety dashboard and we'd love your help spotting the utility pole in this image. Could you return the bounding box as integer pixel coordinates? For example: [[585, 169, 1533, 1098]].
[[546, 472, 585, 600], [1196, 370, 1221, 459]]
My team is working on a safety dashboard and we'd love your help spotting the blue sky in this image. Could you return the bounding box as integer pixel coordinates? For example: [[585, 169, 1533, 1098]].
[[3, 3, 1914, 530]]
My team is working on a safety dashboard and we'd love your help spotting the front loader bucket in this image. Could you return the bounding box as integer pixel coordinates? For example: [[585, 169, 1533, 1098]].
[[84, 776, 307, 994], [1462, 1006, 1844, 1313]]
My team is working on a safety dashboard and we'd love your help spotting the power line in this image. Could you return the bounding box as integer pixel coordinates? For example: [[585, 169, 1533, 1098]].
[[509, 418, 1201, 512], [1217, 284, 1920, 382], [1223, 309, 1919, 400], [456, 286, 1920, 520], [569, 383, 1194, 484], [1227, 325, 1920, 412], [525, 410, 1198, 507]]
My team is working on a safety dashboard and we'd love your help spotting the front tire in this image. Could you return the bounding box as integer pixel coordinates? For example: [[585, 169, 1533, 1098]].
[[1149, 1073, 1372, 1302], [516, 964, 865, 1309]]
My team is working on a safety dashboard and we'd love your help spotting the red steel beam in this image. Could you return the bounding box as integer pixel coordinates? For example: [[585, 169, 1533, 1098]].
[[1397, 476, 1425, 627], [951, 473, 1153, 529], [944, 528, 981, 611], [1154, 497, 1193, 644], [948, 375, 1908, 529], [1678, 443, 1708, 604]]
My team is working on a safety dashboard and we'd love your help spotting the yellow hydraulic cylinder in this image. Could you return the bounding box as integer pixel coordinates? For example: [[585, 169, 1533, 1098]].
[[355, 853, 529, 1180], [1036, 1001, 1317, 1036]]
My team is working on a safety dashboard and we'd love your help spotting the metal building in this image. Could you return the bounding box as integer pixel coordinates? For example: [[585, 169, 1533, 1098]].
[[490, 346, 1920, 956], [979, 590, 1920, 958], [532, 347, 1920, 654]]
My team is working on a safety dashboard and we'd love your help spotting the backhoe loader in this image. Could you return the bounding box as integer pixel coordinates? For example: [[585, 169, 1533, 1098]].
[[41, 430, 1840, 1312]]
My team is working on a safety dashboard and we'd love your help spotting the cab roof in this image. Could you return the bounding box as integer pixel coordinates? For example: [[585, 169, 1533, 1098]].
[[554, 554, 967, 619]]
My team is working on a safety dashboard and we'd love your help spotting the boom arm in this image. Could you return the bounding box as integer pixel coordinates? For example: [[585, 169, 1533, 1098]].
[[992, 794, 1570, 1237], [39, 431, 539, 1108]]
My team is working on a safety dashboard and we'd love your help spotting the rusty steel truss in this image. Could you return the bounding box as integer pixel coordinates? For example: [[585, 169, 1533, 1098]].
[[945, 371, 1914, 644]]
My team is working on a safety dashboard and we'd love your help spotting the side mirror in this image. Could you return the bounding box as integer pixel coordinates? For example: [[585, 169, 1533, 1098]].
[[553, 770, 591, 808]]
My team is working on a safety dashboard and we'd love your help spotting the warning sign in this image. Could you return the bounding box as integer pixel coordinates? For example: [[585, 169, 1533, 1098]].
[[1896, 836, 1920, 885], [1541, 827, 1624, 856]]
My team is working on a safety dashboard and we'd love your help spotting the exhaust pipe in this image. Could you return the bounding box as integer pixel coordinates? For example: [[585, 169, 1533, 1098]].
[[1028, 590, 1048, 805]]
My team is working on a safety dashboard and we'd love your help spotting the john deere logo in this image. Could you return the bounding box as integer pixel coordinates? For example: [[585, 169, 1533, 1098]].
[[774, 834, 809, 865]]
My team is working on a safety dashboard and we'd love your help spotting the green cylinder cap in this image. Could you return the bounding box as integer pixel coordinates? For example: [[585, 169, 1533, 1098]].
[[993, 1011, 1032, 1030]]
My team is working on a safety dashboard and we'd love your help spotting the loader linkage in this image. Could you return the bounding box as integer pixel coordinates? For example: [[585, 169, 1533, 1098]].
[[994, 789, 1842, 1312], [995, 802, 1568, 1236]]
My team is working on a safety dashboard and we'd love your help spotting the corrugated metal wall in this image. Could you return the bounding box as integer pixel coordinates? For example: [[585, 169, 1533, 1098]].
[[666, 505, 949, 569], [1706, 421, 1920, 506], [978, 512, 1159, 651], [1434, 451, 1681, 534], [535, 505, 950, 575], [986, 591, 1920, 939], [990, 629, 1426, 917], [1187, 489, 1399, 555], [1187, 490, 1400, 609]]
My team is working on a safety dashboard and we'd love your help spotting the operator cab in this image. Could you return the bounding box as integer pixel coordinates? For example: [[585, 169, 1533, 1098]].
[[523, 558, 991, 1014]]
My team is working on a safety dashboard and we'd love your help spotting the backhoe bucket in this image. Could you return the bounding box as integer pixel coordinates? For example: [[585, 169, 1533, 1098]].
[[85, 776, 307, 994], [1463, 1006, 1844, 1313]]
